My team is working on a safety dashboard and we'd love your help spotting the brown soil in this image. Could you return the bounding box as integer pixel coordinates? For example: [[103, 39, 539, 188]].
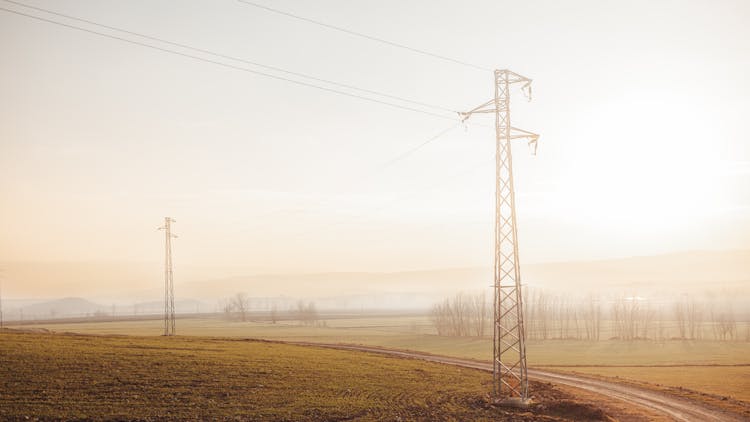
[[0, 331, 609, 421]]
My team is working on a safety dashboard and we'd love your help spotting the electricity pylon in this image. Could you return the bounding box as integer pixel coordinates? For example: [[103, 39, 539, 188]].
[[460, 69, 539, 404], [158, 217, 177, 336]]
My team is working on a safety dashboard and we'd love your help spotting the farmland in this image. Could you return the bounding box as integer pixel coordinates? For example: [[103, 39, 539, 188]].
[[0, 331, 607, 421], [13, 314, 750, 404]]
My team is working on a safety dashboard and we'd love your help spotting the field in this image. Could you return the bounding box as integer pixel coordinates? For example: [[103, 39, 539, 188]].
[[559, 366, 750, 403], [14, 314, 750, 404], [0, 331, 607, 421]]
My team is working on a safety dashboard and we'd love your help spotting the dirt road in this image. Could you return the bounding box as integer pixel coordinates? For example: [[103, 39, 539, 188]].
[[291, 342, 743, 422]]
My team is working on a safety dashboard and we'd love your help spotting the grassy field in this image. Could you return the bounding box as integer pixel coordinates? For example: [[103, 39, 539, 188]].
[[14, 315, 750, 403], [0, 331, 605, 421], [560, 366, 750, 402]]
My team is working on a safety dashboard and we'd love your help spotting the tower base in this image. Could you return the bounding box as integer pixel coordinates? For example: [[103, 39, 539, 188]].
[[494, 397, 532, 409]]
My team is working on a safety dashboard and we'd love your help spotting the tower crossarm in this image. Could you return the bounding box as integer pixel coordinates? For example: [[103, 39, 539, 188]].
[[509, 127, 539, 155], [458, 99, 495, 120], [459, 104, 540, 155]]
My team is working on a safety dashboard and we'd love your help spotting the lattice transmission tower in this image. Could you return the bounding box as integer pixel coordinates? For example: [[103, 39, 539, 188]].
[[158, 217, 177, 336], [460, 69, 539, 404]]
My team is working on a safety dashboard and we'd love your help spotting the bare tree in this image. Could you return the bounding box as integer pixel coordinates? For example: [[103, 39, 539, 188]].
[[582, 294, 602, 341], [638, 300, 655, 340], [430, 292, 490, 337], [549, 295, 579, 340], [710, 303, 737, 341], [451, 293, 470, 336], [655, 306, 667, 341], [270, 304, 278, 324], [626, 297, 640, 341], [295, 301, 319, 326], [219, 298, 234, 320], [469, 291, 489, 337], [674, 300, 687, 339], [612, 295, 641, 341], [536, 290, 551, 340], [523, 289, 553, 340], [523, 288, 535, 339], [686, 299, 703, 340], [232, 292, 250, 322], [430, 299, 450, 336]]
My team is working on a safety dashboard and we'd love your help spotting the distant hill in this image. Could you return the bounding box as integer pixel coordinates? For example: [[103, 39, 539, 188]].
[[524, 249, 750, 296], [2, 250, 748, 309], [133, 298, 209, 314], [177, 268, 491, 308], [0, 260, 163, 299], [179, 250, 750, 301], [20, 297, 105, 319]]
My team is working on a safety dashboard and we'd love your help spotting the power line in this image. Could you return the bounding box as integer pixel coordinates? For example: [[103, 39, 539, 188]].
[[376, 123, 460, 171], [2, 4, 475, 224], [1, 3, 490, 229], [244, 122, 484, 228], [0, 2, 497, 155], [247, 122, 463, 223], [370, 158, 493, 214], [284, 157, 494, 241], [236, 0, 492, 72], [0, 5, 456, 121], [1, 2, 473, 171], [4, 0, 456, 114]]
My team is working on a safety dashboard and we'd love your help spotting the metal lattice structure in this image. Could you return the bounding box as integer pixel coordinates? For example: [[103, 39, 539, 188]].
[[460, 69, 538, 403], [158, 217, 177, 336]]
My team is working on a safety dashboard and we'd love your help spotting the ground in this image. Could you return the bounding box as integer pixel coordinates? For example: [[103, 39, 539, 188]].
[[0, 331, 609, 421], [15, 315, 749, 403]]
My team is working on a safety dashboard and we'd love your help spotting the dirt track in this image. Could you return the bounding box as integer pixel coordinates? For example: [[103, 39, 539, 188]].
[[291, 342, 744, 422]]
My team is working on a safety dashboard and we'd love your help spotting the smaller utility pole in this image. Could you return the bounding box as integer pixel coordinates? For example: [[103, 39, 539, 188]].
[[158, 217, 177, 336]]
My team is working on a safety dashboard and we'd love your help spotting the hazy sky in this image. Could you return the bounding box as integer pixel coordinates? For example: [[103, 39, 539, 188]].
[[1, 0, 749, 277]]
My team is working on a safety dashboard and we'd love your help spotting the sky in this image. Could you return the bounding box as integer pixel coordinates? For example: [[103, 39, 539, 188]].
[[1, 0, 749, 289]]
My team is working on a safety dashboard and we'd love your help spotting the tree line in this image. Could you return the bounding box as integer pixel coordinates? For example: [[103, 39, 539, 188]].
[[431, 290, 746, 341], [430, 292, 490, 337], [219, 293, 320, 326]]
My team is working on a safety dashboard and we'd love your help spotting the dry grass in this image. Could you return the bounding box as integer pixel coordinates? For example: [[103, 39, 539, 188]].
[[0, 331, 606, 421], [544, 366, 750, 419], [556, 366, 750, 402], [16, 317, 750, 364]]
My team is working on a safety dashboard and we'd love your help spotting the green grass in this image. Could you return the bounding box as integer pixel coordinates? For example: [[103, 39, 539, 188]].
[[0, 332, 599, 421]]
